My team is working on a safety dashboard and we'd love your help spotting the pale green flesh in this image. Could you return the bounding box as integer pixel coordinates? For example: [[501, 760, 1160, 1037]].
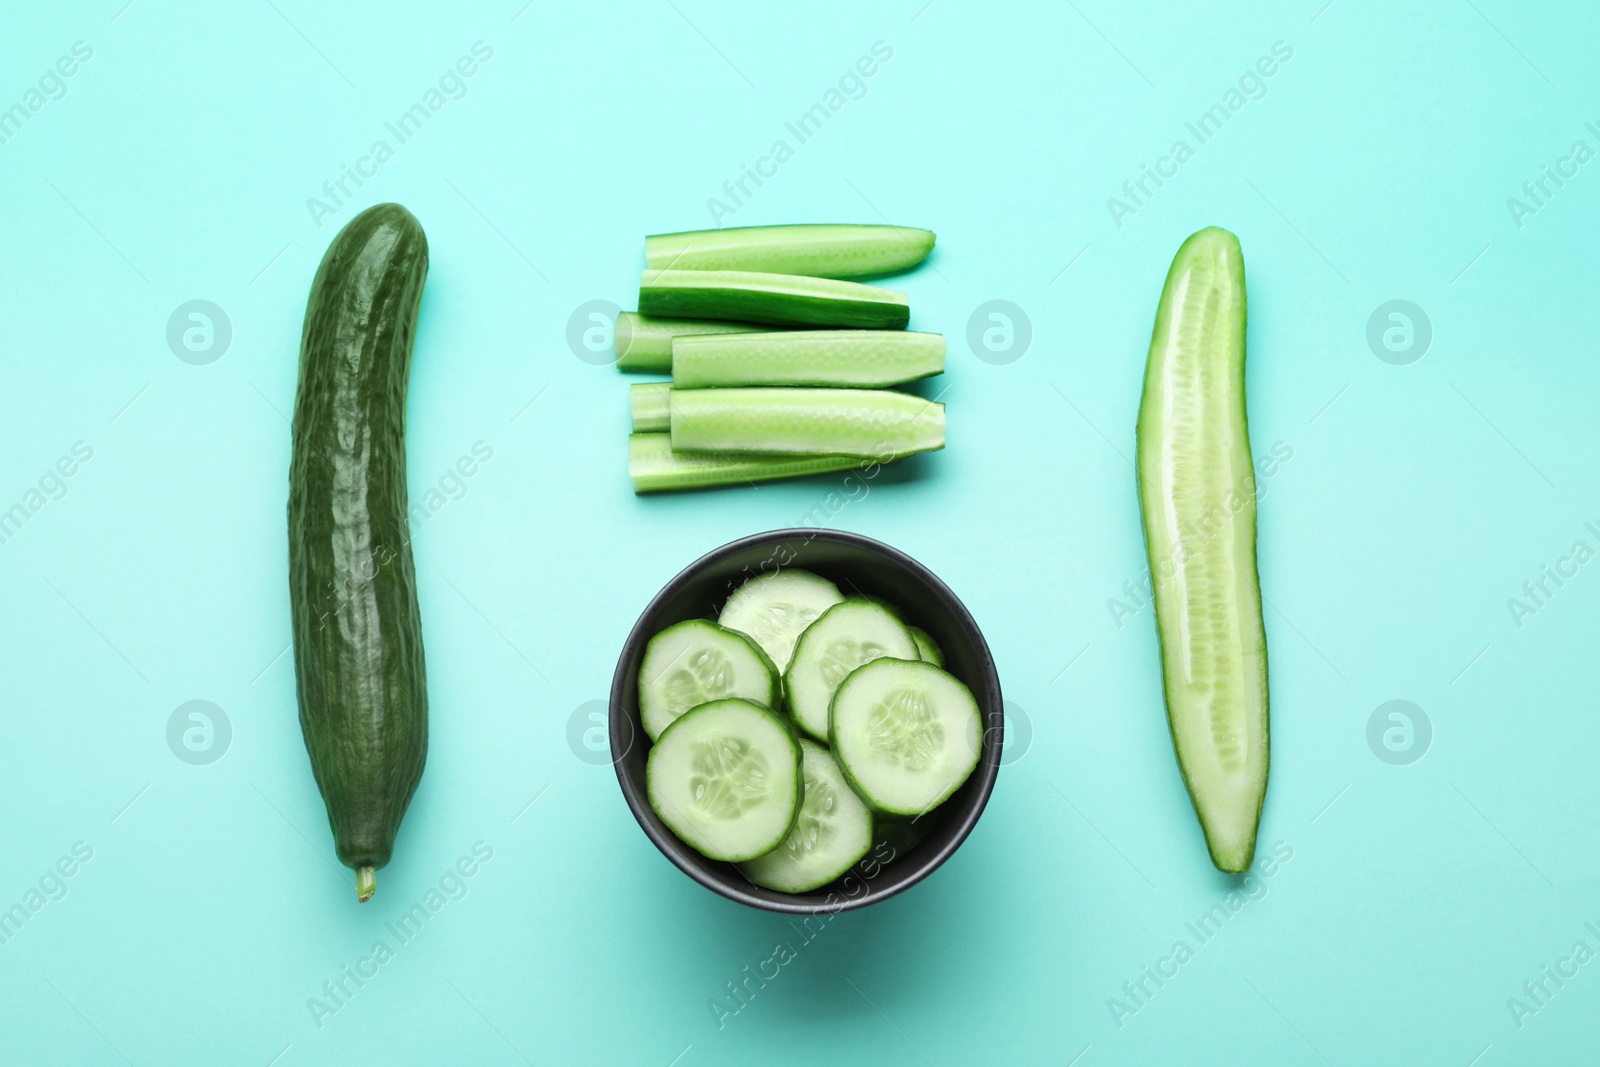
[[637, 620, 779, 741], [646, 699, 801, 862], [1135, 226, 1268, 875], [672, 330, 945, 388], [646, 224, 935, 278], [718, 570, 844, 673], [741, 739, 874, 893], [907, 626, 944, 667], [784, 600, 919, 742], [615, 312, 762, 374], [639, 270, 909, 329], [627, 434, 872, 493], [629, 382, 671, 433], [829, 658, 981, 816], [670, 388, 944, 458]]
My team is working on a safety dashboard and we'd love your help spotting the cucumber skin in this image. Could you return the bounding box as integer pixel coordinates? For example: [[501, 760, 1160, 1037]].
[[640, 270, 909, 329], [1135, 226, 1268, 875], [669, 387, 945, 458], [645, 224, 935, 278], [289, 204, 430, 875]]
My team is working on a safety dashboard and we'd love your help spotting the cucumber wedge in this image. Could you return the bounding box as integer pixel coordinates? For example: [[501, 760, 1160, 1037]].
[[741, 739, 874, 893], [784, 600, 918, 743], [670, 388, 944, 458], [629, 382, 671, 433], [627, 434, 869, 493], [616, 312, 761, 374], [672, 330, 945, 389], [640, 270, 909, 329], [646, 224, 935, 278], [646, 698, 802, 862], [638, 620, 779, 741], [1136, 226, 1269, 875], [718, 569, 844, 673]]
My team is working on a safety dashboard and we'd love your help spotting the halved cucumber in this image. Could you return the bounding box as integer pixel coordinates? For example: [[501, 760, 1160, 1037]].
[[628, 434, 871, 493], [672, 330, 945, 389], [830, 658, 981, 816], [741, 739, 874, 892], [1136, 226, 1269, 875], [638, 619, 779, 741], [629, 382, 671, 433], [907, 625, 944, 667], [670, 387, 945, 458], [784, 600, 918, 742], [646, 223, 935, 278], [718, 569, 843, 673], [646, 699, 801, 862], [640, 270, 909, 329], [616, 312, 761, 374]]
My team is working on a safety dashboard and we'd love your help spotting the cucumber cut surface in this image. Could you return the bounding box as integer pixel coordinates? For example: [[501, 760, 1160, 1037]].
[[628, 434, 868, 493], [670, 388, 944, 458], [830, 658, 982, 816], [638, 620, 779, 741], [784, 600, 918, 742], [640, 270, 909, 329], [741, 739, 875, 893], [647, 699, 801, 862], [672, 330, 945, 389], [907, 626, 944, 667], [1136, 226, 1269, 875], [646, 223, 935, 278], [718, 569, 844, 673], [615, 312, 761, 374], [629, 382, 671, 433]]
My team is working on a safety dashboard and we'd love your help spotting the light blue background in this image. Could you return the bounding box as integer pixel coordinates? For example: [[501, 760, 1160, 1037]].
[[2, 1, 1597, 1064]]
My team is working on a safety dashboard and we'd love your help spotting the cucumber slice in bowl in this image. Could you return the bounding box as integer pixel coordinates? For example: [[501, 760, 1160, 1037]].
[[784, 600, 918, 742], [638, 620, 780, 741], [830, 659, 982, 816], [718, 569, 844, 673], [647, 698, 802, 863], [741, 739, 874, 893], [1136, 226, 1269, 874], [907, 625, 944, 667]]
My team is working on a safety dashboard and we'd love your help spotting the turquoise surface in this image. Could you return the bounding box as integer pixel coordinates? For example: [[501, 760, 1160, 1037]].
[[2, 1, 1597, 1064]]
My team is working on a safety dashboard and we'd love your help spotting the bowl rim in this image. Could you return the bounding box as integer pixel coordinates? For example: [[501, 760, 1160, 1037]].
[[609, 527, 1003, 914]]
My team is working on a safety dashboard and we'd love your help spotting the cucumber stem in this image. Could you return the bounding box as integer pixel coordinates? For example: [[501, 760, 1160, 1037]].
[[356, 866, 376, 903]]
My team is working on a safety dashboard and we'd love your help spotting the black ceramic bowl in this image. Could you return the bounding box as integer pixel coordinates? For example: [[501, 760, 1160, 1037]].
[[610, 529, 1003, 914]]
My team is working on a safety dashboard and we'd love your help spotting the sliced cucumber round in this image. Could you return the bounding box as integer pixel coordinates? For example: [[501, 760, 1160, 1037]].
[[740, 739, 874, 893], [907, 625, 944, 667], [784, 600, 918, 742], [646, 699, 801, 862], [830, 659, 982, 816], [718, 569, 844, 673], [638, 620, 779, 741]]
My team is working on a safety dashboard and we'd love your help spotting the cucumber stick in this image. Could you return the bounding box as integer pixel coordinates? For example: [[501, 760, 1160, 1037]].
[[629, 383, 671, 433], [1136, 226, 1269, 875], [616, 312, 761, 374], [289, 204, 430, 903], [628, 434, 868, 493], [670, 388, 944, 458], [640, 270, 909, 329], [646, 223, 935, 278], [672, 330, 945, 388]]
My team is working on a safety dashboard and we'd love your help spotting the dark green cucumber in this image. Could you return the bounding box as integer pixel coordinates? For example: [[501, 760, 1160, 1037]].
[[639, 269, 909, 329], [1136, 226, 1269, 875], [289, 203, 430, 903]]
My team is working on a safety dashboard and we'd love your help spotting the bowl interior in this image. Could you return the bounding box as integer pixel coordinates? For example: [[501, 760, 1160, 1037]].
[[610, 529, 1003, 914]]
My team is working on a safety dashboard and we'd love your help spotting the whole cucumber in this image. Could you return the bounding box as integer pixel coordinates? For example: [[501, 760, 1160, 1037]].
[[289, 203, 430, 903]]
